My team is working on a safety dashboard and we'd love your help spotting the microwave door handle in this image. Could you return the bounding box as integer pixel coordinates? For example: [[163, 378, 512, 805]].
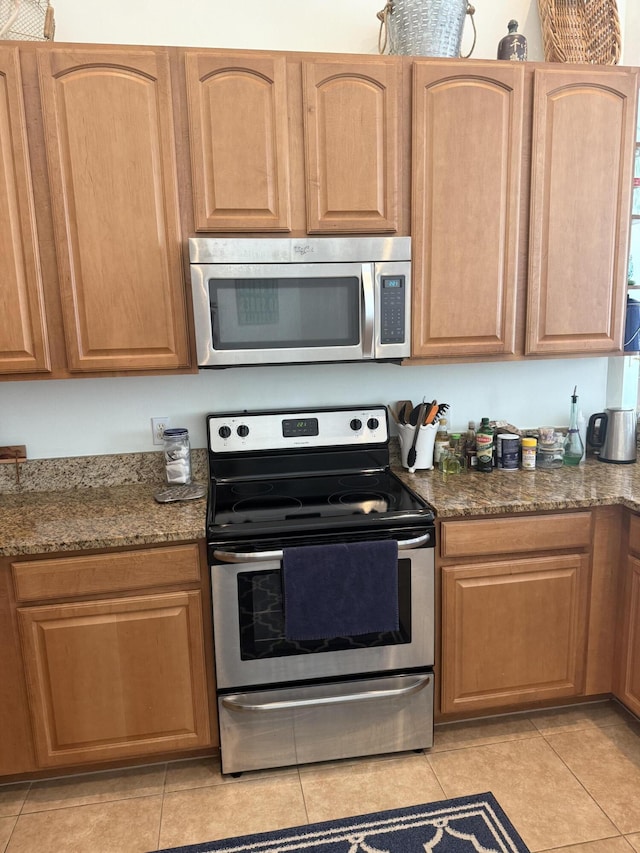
[[361, 263, 375, 358]]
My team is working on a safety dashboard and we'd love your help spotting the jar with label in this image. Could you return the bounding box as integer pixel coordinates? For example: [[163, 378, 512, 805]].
[[163, 427, 192, 485], [521, 437, 537, 469], [497, 433, 520, 470]]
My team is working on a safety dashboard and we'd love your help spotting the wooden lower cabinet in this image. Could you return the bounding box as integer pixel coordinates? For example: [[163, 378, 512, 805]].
[[6, 542, 215, 773], [615, 515, 640, 716], [439, 512, 594, 716]]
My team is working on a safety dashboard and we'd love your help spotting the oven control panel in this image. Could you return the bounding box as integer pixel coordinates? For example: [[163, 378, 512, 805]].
[[209, 406, 388, 453]]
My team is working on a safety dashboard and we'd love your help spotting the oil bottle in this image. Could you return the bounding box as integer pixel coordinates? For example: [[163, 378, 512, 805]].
[[476, 417, 494, 473], [563, 386, 584, 466]]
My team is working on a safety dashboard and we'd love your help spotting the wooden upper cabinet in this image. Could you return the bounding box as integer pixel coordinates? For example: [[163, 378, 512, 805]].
[[527, 67, 637, 355], [0, 47, 50, 375], [302, 58, 400, 233], [37, 48, 190, 372], [411, 62, 524, 358], [185, 52, 291, 232]]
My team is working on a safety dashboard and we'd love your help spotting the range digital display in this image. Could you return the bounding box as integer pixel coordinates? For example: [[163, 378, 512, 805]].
[[282, 418, 319, 438]]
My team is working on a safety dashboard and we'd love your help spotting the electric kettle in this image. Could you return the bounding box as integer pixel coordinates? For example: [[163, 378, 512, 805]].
[[587, 408, 637, 464]]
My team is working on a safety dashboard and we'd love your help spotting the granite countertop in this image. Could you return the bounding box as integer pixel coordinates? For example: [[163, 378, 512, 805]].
[[2, 452, 640, 557], [0, 484, 207, 557], [396, 456, 640, 518]]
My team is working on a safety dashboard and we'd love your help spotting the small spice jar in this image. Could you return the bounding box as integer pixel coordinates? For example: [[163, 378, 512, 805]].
[[521, 437, 537, 470], [163, 427, 192, 485]]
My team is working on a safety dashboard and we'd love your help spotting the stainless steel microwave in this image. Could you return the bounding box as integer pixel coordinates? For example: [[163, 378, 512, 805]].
[[189, 236, 411, 368]]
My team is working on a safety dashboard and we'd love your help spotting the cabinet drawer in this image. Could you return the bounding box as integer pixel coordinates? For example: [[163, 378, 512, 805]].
[[12, 544, 201, 602], [440, 512, 592, 558], [629, 514, 640, 557]]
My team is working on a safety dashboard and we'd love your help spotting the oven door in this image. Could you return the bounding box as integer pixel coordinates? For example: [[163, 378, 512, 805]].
[[191, 261, 373, 367], [210, 535, 434, 690]]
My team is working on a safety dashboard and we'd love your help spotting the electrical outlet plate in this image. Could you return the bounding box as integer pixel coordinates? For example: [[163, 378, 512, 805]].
[[151, 417, 169, 446]]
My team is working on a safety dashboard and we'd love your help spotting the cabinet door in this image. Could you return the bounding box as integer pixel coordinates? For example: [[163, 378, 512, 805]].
[[185, 52, 291, 232], [411, 62, 524, 358], [527, 67, 637, 355], [0, 47, 50, 375], [302, 58, 400, 233], [441, 553, 590, 714], [38, 48, 190, 372], [18, 590, 211, 767], [616, 555, 640, 717]]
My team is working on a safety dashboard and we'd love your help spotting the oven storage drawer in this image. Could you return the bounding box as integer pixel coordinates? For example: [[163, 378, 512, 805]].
[[217, 671, 433, 774]]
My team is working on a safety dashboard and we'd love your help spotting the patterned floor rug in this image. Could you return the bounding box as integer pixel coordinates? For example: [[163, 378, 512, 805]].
[[156, 792, 530, 853]]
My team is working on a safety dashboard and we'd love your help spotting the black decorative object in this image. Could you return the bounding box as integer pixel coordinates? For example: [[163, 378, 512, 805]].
[[497, 19, 528, 61]]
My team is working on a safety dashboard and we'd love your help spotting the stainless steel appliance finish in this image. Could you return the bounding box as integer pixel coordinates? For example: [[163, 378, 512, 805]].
[[189, 236, 411, 367], [211, 544, 434, 690], [205, 405, 436, 774], [218, 673, 434, 774], [587, 407, 637, 464]]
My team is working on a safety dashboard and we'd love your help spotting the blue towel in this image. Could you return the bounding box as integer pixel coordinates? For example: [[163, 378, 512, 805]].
[[282, 540, 399, 640]]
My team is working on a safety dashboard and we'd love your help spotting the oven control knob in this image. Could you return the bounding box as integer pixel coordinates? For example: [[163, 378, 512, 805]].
[[218, 426, 231, 439], [237, 424, 250, 438], [350, 418, 362, 431], [367, 417, 379, 430]]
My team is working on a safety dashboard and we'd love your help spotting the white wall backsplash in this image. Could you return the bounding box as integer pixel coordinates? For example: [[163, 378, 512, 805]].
[[2, 359, 608, 458], [2, 0, 633, 459]]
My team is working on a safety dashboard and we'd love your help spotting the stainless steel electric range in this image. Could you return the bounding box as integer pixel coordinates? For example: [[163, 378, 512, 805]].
[[205, 405, 435, 775]]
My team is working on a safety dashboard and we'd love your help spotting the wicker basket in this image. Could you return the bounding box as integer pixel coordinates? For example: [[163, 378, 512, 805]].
[[537, 0, 621, 64]]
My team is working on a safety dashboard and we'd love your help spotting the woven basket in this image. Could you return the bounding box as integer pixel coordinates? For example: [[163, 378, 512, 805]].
[[537, 0, 621, 64]]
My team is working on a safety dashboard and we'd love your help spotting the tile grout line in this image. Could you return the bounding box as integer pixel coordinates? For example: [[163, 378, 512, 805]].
[[156, 762, 168, 853], [539, 724, 627, 838]]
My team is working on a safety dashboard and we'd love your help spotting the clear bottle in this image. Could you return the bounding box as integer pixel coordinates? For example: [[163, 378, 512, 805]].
[[163, 427, 192, 485], [476, 417, 494, 473], [563, 386, 584, 466], [442, 441, 461, 475], [433, 418, 450, 467], [450, 433, 465, 469]]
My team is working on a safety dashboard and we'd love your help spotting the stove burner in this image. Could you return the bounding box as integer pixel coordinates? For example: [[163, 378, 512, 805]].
[[329, 490, 390, 514], [231, 482, 274, 496]]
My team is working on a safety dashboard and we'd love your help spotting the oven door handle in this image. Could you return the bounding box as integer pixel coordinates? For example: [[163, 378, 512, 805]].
[[212, 531, 431, 563], [220, 674, 431, 713]]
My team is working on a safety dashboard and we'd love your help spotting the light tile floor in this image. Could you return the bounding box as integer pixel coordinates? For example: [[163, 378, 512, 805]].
[[1, 700, 639, 853]]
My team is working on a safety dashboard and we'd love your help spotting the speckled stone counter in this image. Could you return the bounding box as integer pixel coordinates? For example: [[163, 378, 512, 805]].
[[395, 456, 640, 518], [0, 484, 207, 556], [0, 449, 209, 557], [3, 448, 640, 557]]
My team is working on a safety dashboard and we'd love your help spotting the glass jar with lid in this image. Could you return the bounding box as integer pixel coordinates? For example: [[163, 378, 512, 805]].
[[163, 428, 192, 485]]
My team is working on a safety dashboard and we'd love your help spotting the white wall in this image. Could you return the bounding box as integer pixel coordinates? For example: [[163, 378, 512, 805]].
[[1, 0, 634, 458]]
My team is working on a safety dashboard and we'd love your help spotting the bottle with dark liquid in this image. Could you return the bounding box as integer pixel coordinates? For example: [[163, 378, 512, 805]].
[[476, 418, 494, 473]]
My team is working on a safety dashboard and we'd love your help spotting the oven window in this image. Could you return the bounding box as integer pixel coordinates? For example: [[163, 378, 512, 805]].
[[209, 277, 360, 350], [237, 560, 412, 660]]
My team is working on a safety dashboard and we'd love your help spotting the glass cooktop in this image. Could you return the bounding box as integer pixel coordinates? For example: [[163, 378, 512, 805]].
[[208, 470, 433, 543]]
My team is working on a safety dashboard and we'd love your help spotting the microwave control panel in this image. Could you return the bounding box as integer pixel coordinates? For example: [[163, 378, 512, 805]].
[[380, 275, 406, 344]]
